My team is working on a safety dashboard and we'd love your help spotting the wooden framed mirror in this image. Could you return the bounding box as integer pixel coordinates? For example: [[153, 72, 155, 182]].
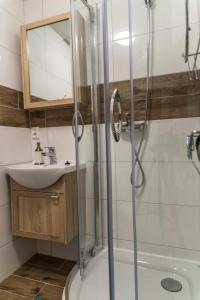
[[21, 13, 73, 110]]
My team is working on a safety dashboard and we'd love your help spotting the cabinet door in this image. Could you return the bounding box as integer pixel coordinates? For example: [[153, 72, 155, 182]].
[[12, 191, 66, 243]]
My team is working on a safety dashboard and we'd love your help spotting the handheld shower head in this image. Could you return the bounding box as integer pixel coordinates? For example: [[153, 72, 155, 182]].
[[145, 0, 153, 7]]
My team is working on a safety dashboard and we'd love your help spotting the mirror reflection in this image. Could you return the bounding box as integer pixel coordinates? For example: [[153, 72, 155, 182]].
[[27, 19, 72, 102]]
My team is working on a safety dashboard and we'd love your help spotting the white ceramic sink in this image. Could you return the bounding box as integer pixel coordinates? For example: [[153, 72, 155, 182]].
[[6, 161, 78, 189]]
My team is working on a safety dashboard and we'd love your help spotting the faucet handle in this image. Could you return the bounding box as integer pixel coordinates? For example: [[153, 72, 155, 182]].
[[45, 147, 57, 164], [186, 135, 193, 160]]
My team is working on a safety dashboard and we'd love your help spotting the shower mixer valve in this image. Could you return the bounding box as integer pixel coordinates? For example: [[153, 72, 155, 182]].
[[186, 130, 200, 161]]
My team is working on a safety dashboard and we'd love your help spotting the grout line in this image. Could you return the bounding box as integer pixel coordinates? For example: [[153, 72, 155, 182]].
[[13, 274, 64, 289], [137, 240, 200, 253], [116, 199, 200, 208], [111, 21, 200, 42], [0, 288, 31, 299], [0, 104, 23, 111], [36, 283, 47, 297]]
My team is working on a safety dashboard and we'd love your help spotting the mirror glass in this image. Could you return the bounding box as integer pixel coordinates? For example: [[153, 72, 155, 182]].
[[27, 19, 72, 102]]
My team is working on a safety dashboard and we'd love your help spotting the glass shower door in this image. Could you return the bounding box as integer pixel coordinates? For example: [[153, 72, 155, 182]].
[[71, 0, 102, 275], [102, 0, 138, 299]]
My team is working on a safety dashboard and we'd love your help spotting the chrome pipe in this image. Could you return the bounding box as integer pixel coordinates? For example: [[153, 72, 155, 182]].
[[128, 0, 139, 299], [102, 0, 115, 299]]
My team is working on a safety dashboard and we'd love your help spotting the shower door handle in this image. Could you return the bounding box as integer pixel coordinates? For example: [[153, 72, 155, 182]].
[[72, 111, 84, 142], [110, 88, 122, 142]]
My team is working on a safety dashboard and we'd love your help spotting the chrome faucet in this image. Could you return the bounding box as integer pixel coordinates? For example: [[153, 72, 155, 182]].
[[45, 147, 57, 165]]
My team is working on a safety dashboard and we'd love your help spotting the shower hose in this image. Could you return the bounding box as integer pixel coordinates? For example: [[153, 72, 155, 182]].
[[134, 0, 152, 188]]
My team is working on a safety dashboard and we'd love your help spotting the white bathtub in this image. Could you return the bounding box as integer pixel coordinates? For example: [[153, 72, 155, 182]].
[[63, 248, 200, 300]]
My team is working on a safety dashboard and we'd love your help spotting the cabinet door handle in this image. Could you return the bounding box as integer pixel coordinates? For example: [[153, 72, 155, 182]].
[[50, 194, 60, 199], [50, 195, 60, 205]]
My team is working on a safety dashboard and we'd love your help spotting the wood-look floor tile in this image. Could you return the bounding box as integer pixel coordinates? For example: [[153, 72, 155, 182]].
[[0, 290, 31, 299], [27, 254, 65, 271], [0, 275, 44, 298], [60, 260, 76, 273], [15, 264, 69, 287], [39, 284, 63, 300]]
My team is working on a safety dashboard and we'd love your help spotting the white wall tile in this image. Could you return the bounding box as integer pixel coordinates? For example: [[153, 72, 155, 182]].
[[110, 117, 200, 258], [0, 237, 36, 282], [137, 241, 200, 262], [0, 46, 22, 91], [85, 162, 95, 199], [96, 0, 112, 44], [117, 201, 133, 241], [36, 240, 51, 256], [111, 0, 129, 41], [0, 0, 24, 21], [141, 119, 173, 162], [118, 239, 200, 262], [0, 167, 10, 206], [113, 34, 147, 81], [136, 202, 200, 251], [172, 117, 200, 136], [112, 24, 200, 82], [157, 162, 200, 206], [99, 124, 115, 162], [100, 162, 116, 200], [111, 0, 196, 41], [153, 0, 199, 32], [0, 205, 13, 247], [79, 125, 94, 163], [85, 196, 95, 235], [115, 162, 132, 202], [0, 125, 36, 281], [0, 8, 21, 54], [98, 42, 114, 84], [47, 126, 76, 162], [44, 0, 70, 18], [117, 201, 200, 252], [0, 127, 31, 166], [23, 0, 44, 23], [103, 238, 118, 248], [135, 162, 158, 203], [51, 238, 79, 261], [115, 131, 132, 162], [102, 200, 117, 239]]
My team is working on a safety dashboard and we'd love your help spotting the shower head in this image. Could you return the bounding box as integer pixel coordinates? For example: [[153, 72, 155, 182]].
[[145, 0, 153, 7]]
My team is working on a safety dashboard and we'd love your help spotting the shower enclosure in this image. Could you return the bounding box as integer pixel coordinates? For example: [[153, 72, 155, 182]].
[[68, 0, 200, 299]]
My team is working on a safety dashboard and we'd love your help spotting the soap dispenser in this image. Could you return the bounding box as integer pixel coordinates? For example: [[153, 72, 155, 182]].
[[34, 142, 43, 165]]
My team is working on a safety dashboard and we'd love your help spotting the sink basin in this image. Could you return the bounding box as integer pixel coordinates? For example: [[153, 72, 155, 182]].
[[6, 161, 78, 189]]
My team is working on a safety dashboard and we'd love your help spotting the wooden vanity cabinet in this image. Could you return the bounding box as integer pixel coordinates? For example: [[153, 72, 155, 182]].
[[10, 172, 78, 244]]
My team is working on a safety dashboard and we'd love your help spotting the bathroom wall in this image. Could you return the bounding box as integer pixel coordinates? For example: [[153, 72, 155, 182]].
[[0, 0, 36, 282], [97, 0, 200, 262], [23, 0, 200, 263], [101, 0, 200, 82], [106, 116, 200, 261]]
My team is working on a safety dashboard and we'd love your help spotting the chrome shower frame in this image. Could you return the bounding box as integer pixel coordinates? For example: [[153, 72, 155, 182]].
[[183, 0, 200, 80], [71, 0, 103, 276]]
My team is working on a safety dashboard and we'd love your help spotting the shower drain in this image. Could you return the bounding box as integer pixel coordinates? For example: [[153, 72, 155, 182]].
[[161, 278, 182, 293]]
